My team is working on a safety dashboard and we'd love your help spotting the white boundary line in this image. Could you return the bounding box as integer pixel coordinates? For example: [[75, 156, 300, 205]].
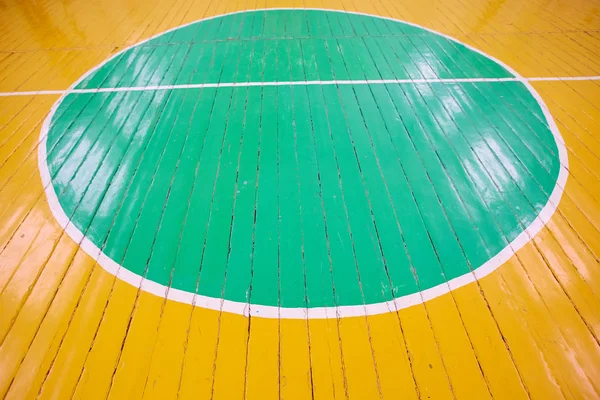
[[37, 8, 569, 319], [2, 75, 600, 96]]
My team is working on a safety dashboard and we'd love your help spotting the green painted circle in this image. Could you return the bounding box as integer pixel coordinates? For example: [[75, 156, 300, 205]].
[[45, 9, 561, 310]]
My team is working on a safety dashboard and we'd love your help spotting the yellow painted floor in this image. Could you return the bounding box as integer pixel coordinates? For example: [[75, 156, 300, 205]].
[[1, 0, 600, 399]]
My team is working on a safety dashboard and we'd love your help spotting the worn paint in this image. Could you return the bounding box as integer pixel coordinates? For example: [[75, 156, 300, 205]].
[[0, 1, 599, 399]]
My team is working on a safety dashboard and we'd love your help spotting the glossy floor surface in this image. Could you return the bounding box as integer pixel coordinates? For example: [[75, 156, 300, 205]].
[[0, 0, 600, 399]]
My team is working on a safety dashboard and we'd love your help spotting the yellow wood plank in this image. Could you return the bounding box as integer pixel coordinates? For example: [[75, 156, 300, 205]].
[[508, 244, 600, 396], [338, 317, 381, 399], [0, 238, 79, 397], [0, 97, 34, 127], [451, 283, 531, 399], [71, 280, 138, 400], [0, 223, 64, 339], [36, 266, 114, 399], [423, 296, 493, 399], [3, 250, 96, 400], [307, 318, 347, 400], [478, 261, 565, 400], [141, 300, 192, 400], [177, 307, 220, 400], [107, 292, 164, 399], [280, 318, 313, 400], [0, 203, 54, 291], [398, 305, 454, 399], [211, 312, 249, 400], [244, 316, 279, 400], [367, 312, 419, 400]]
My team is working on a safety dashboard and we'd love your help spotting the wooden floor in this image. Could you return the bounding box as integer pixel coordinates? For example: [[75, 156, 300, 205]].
[[1, 0, 600, 399]]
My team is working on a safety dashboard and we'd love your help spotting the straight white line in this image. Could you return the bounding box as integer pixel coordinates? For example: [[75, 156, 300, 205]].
[[0, 89, 67, 97], [526, 76, 600, 81], [2, 75, 600, 96]]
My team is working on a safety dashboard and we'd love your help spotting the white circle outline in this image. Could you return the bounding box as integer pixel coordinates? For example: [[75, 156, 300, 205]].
[[38, 8, 569, 319]]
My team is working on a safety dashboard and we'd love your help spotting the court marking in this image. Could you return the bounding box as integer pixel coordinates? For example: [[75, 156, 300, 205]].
[[1, 75, 599, 96], [36, 7, 569, 319]]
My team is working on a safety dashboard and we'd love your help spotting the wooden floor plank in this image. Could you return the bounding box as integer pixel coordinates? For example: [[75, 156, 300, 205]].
[[1, 1, 600, 399]]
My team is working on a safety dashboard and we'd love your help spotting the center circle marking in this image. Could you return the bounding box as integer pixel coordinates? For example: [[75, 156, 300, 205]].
[[40, 8, 566, 318]]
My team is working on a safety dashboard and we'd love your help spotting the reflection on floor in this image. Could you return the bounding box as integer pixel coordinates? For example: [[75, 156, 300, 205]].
[[0, 0, 599, 399]]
